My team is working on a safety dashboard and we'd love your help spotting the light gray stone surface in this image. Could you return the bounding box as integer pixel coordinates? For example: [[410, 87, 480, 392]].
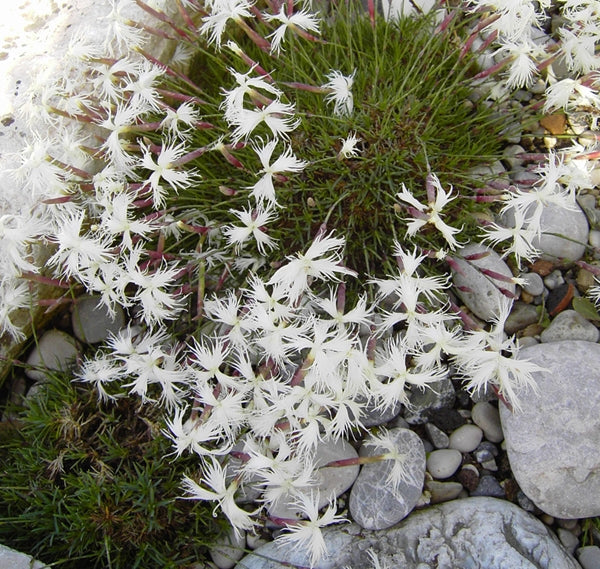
[[448, 424, 483, 452], [0, 545, 47, 569], [210, 529, 246, 569], [236, 498, 581, 569], [504, 301, 539, 335], [500, 341, 600, 518], [25, 329, 77, 381], [540, 310, 600, 343], [71, 295, 126, 344], [349, 428, 425, 530], [471, 401, 504, 443], [426, 448, 462, 480], [578, 546, 600, 569], [451, 243, 516, 322]]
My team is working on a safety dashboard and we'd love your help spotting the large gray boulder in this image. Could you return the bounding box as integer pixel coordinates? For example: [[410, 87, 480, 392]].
[[500, 341, 600, 518], [236, 497, 580, 569]]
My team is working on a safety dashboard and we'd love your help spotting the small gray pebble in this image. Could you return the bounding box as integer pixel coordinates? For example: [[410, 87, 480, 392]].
[[517, 490, 537, 512], [578, 546, 600, 569], [520, 272, 544, 297], [471, 475, 505, 498], [557, 528, 579, 555]]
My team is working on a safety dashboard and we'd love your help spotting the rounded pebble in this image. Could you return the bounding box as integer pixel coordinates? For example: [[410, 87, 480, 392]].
[[25, 329, 78, 381], [540, 310, 600, 344], [209, 529, 245, 569], [426, 449, 462, 480], [520, 272, 544, 297], [578, 546, 600, 569], [471, 402, 504, 443], [448, 424, 483, 453], [72, 295, 126, 344]]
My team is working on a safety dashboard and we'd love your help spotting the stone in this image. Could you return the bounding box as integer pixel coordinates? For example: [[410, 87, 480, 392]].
[[25, 329, 78, 381], [471, 401, 504, 443], [267, 437, 359, 519], [578, 546, 600, 569], [425, 480, 463, 504], [540, 310, 600, 343], [349, 428, 425, 530], [403, 377, 455, 425], [451, 243, 516, 322], [533, 203, 588, 263], [210, 529, 246, 569], [424, 422, 449, 449], [470, 475, 505, 498], [359, 396, 402, 427], [505, 301, 539, 335], [500, 340, 600, 518], [426, 449, 462, 480], [520, 272, 545, 297], [557, 528, 579, 555], [71, 295, 126, 344], [236, 498, 581, 569], [0, 545, 47, 569], [448, 424, 483, 453]]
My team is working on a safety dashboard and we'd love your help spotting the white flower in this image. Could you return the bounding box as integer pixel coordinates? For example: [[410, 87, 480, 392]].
[[182, 459, 258, 537], [230, 99, 300, 141], [322, 69, 356, 117], [224, 206, 278, 254], [396, 174, 462, 250], [200, 0, 255, 48], [268, 232, 356, 301], [266, 6, 320, 54], [275, 492, 347, 568], [139, 139, 197, 207], [338, 132, 361, 159], [249, 138, 307, 203], [160, 101, 201, 139]]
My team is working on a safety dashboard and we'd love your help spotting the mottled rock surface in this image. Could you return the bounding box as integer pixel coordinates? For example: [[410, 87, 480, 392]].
[[236, 498, 580, 569], [500, 341, 600, 518]]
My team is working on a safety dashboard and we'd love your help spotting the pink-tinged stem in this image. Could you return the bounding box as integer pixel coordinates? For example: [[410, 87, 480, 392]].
[[576, 260, 600, 276], [471, 57, 510, 81], [156, 89, 208, 105], [135, 0, 196, 41], [463, 251, 490, 261], [336, 281, 346, 313], [42, 195, 74, 205], [456, 285, 474, 293], [459, 14, 500, 59], [21, 271, 71, 289], [38, 297, 72, 307], [445, 256, 465, 276], [175, 0, 198, 31], [367, 0, 375, 28], [174, 145, 209, 166], [498, 287, 518, 299], [449, 300, 480, 331], [492, 384, 513, 412], [137, 48, 204, 95], [434, 8, 456, 35], [236, 18, 271, 52], [479, 267, 516, 283]]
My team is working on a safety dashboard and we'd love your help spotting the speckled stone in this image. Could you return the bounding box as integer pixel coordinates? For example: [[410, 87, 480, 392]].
[[540, 310, 600, 343], [403, 377, 455, 425], [349, 428, 425, 530], [426, 449, 462, 480], [25, 329, 78, 381], [448, 424, 483, 453], [451, 243, 516, 322], [236, 498, 581, 569], [500, 341, 600, 518], [72, 295, 126, 344]]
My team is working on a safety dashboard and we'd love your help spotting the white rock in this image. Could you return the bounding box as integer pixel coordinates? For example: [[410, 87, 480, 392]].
[[540, 310, 600, 344], [0, 545, 47, 569], [471, 401, 504, 443], [426, 449, 462, 480], [72, 295, 126, 344], [236, 498, 581, 569], [500, 341, 600, 518], [25, 329, 78, 381], [578, 546, 600, 569], [448, 424, 483, 453], [451, 243, 516, 322], [210, 529, 246, 569], [350, 428, 425, 530]]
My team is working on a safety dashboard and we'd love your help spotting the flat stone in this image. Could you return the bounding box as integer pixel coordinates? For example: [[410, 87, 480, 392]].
[[505, 301, 539, 335], [25, 329, 78, 381], [470, 474, 506, 498], [472, 401, 504, 443], [448, 424, 483, 453], [452, 243, 516, 322], [426, 449, 462, 480], [424, 422, 449, 449], [0, 545, 47, 569], [71, 295, 126, 344], [500, 341, 600, 518], [578, 546, 600, 569], [236, 498, 580, 569], [534, 203, 589, 263], [210, 529, 246, 569], [540, 310, 600, 343], [403, 377, 455, 425], [520, 272, 545, 297], [349, 428, 425, 530], [267, 437, 359, 519], [425, 480, 463, 504]]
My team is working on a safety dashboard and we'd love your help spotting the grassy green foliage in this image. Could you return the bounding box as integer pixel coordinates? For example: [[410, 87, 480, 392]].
[[0, 371, 224, 568]]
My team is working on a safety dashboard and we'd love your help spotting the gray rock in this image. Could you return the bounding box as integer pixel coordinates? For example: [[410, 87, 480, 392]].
[[424, 422, 449, 449], [533, 203, 588, 263], [507, 300, 540, 334], [470, 475, 505, 498], [267, 437, 359, 519], [349, 428, 425, 530], [236, 498, 581, 569], [448, 424, 483, 453], [557, 528, 579, 555], [0, 545, 47, 569], [426, 448, 462, 480], [578, 546, 600, 569], [520, 272, 545, 296], [540, 310, 600, 343], [210, 529, 246, 569], [452, 243, 516, 322], [403, 377, 455, 425], [425, 480, 463, 504], [500, 341, 600, 518], [25, 329, 78, 381], [472, 401, 504, 443], [359, 396, 402, 427], [72, 295, 126, 344]]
